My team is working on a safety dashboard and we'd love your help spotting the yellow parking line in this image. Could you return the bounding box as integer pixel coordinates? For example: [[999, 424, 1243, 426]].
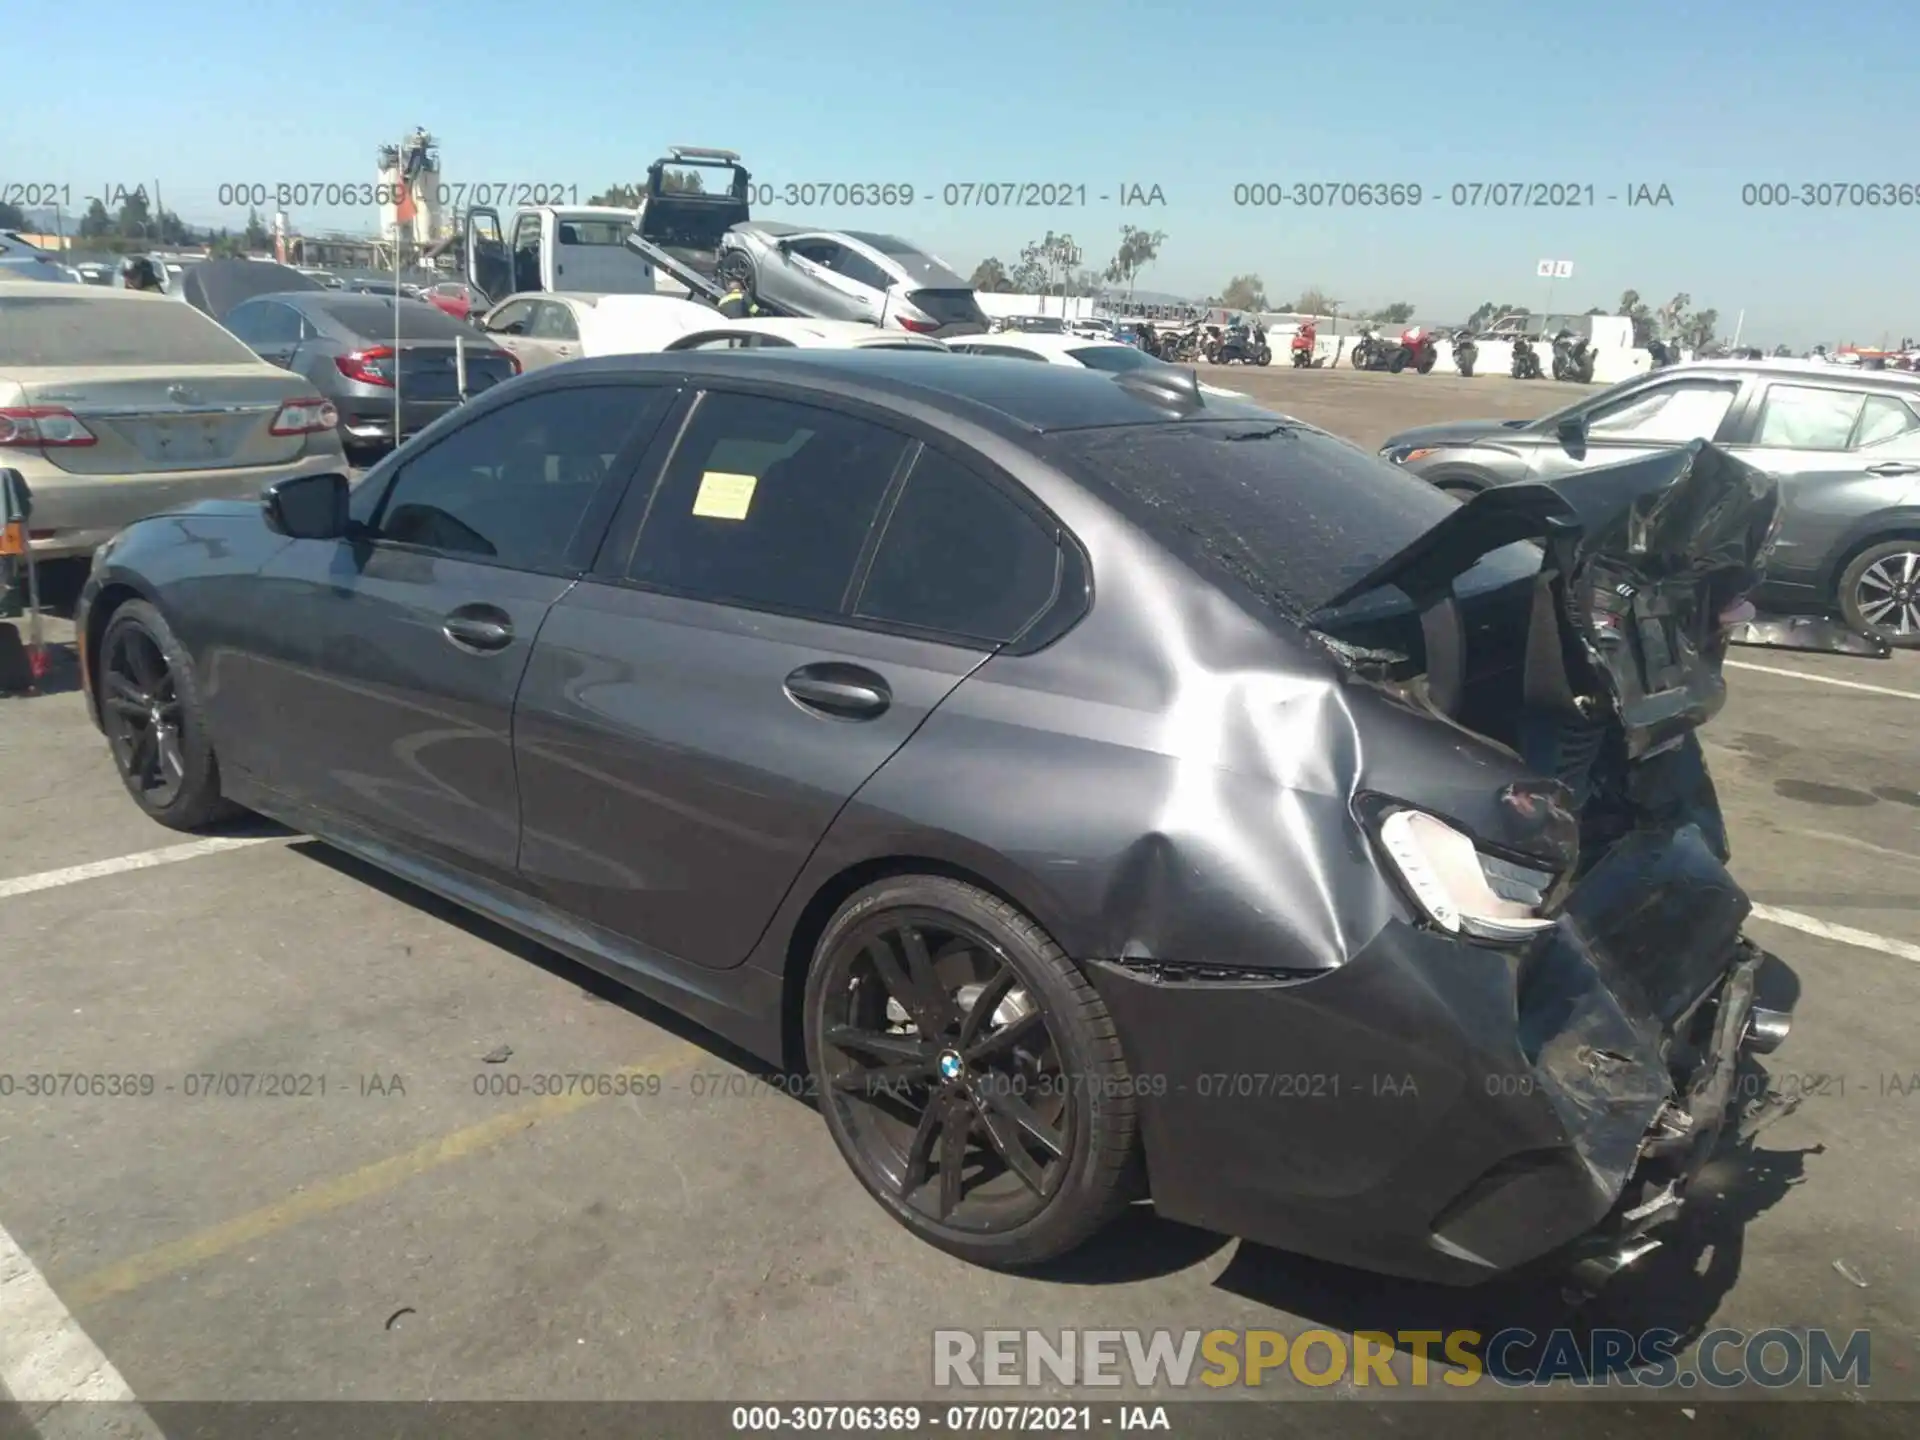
[[61, 1042, 707, 1311]]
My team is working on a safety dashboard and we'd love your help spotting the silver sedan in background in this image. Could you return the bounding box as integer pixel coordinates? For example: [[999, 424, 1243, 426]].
[[716, 224, 987, 337]]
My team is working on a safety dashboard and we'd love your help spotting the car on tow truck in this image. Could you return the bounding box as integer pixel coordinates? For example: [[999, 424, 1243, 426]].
[[74, 351, 1792, 1293]]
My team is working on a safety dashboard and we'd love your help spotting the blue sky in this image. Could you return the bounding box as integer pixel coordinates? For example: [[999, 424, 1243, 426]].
[[15, 0, 1914, 346]]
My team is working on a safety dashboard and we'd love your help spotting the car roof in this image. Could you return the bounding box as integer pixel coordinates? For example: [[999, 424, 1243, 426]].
[[0, 279, 168, 302], [1658, 358, 1920, 390], [671, 319, 949, 349], [523, 349, 1277, 434]]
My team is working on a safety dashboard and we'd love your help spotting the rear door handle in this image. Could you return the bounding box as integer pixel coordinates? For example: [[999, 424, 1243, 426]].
[[1866, 461, 1920, 476], [442, 605, 513, 652], [784, 662, 891, 720]]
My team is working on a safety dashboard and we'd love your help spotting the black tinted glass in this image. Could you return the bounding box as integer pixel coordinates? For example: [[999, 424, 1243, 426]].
[[375, 385, 664, 570], [323, 297, 472, 340], [627, 392, 910, 614], [859, 451, 1060, 642], [1042, 421, 1459, 618]]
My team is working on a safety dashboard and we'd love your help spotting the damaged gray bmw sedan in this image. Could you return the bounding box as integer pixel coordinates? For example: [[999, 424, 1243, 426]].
[[70, 349, 1791, 1287]]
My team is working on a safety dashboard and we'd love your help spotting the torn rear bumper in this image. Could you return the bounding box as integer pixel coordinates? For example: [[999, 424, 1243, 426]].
[[1085, 833, 1777, 1285]]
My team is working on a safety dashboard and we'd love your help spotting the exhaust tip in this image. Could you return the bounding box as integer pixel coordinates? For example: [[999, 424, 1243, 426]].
[[1564, 1236, 1663, 1300], [1744, 1007, 1791, 1055]]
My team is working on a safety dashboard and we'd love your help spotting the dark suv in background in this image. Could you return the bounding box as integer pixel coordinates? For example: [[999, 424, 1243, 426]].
[[1379, 361, 1920, 646]]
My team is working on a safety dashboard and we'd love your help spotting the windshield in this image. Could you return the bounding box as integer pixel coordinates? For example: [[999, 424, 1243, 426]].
[[0, 295, 259, 366], [1068, 345, 1160, 374], [1041, 421, 1462, 620]]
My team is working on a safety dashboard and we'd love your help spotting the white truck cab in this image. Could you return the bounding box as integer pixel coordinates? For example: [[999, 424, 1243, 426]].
[[465, 205, 658, 307]]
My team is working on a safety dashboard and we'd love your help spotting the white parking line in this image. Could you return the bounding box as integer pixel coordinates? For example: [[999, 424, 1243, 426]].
[[0, 1221, 163, 1436], [1749, 904, 1920, 966], [1726, 659, 1920, 701], [0, 836, 287, 901]]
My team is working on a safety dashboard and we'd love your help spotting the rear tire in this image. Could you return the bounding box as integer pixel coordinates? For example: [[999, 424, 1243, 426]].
[[1838, 540, 1920, 649], [96, 599, 242, 830], [804, 875, 1140, 1269], [1416, 354, 1435, 374]]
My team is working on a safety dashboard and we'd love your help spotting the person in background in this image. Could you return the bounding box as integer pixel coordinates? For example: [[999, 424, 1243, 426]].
[[120, 256, 165, 292], [716, 278, 761, 320]]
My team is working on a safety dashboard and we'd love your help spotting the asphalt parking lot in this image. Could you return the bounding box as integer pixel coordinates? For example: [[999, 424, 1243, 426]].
[[2, 367, 1916, 1433]]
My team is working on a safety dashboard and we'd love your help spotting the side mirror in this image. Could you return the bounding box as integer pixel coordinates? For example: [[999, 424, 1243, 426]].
[[1556, 415, 1588, 448], [263, 471, 350, 539]]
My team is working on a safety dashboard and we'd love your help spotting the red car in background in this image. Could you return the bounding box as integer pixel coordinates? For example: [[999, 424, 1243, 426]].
[[423, 281, 480, 321]]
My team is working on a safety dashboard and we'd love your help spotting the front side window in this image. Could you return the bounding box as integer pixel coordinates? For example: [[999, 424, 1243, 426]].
[[373, 385, 667, 571], [530, 302, 580, 341], [624, 392, 910, 615], [1585, 379, 1740, 442]]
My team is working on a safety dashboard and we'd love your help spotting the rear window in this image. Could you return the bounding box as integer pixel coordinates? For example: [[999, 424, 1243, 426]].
[[320, 297, 473, 341], [555, 220, 631, 246], [1068, 345, 1158, 374], [846, 234, 962, 286], [0, 295, 259, 366], [1042, 421, 1460, 619]]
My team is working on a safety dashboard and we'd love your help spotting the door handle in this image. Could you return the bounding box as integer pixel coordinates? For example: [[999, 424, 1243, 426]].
[[784, 663, 891, 720], [442, 606, 514, 652], [1866, 461, 1920, 476]]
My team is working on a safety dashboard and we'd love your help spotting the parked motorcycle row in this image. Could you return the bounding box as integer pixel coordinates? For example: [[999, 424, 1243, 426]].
[[1140, 319, 1273, 366]]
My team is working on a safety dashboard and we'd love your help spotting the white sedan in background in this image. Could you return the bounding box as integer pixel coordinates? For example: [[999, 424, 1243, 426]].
[[661, 319, 950, 352], [474, 293, 718, 370], [945, 331, 1246, 396]]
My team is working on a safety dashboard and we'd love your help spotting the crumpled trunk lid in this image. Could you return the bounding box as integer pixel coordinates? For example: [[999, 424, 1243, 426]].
[[1319, 441, 1781, 762]]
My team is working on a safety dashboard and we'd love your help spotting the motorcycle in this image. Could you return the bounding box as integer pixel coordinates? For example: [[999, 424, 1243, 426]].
[[1290, 320, 1318, 367], [1647, 337, 1678, 369], [1452, 328, 1479, 377], [1510, 333, 1543, 379], [1213, 323, 1272, 366], [1161, 324, 1203, 363], [1198, 325, 1227, 363], [1550, 328, 1596, 383], [1399, 324, 1439, 374], [1350, 326, 1409, 372]]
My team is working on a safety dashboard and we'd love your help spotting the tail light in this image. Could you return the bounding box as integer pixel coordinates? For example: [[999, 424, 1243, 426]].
[[269, 398, 339, 435], [1376, 809, 1558, 943], [0, 407, 98, 448], [335, 346, 396, 386], [894, 315, 938, 334]]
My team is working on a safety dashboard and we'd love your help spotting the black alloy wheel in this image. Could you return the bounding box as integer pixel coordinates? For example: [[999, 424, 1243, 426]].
[[716, 251, 755, 294], [97, 600, 238, 828], [805, 877, 1139, 1267]]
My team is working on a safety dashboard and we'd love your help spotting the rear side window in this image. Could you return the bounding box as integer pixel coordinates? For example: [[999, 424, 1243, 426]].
[[858, 450, 1060, 642], [1853, 394, 1918, 447], [626, 392, 910, 615], [833, 249, 894, 292], [1754, 385, 1867, 450], [0, 295, 259, 366], [373, 385, 667, 571]]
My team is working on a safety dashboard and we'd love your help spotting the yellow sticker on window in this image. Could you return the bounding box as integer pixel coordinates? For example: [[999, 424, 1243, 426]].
[[691, 470, 758, 521]]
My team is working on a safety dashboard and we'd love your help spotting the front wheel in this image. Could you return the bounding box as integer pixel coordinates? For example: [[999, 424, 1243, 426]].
[[97, 599, 242, 830], [1253, 345, 1271, 366], [804, 875, 1141, 1268], [1457, 362, 1475, 377], [1416, 353, 1435, 374], [1388, 349, 1408, 373], [1351, 346, 1369, 369], [1839, 540, 1920, 648]]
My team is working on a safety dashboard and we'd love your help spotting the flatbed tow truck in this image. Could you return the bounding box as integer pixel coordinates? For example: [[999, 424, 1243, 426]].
[[460, 146, 798, 316]]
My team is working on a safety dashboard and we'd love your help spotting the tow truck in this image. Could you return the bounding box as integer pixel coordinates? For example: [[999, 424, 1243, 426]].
[[461, 146, 795, 315]]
